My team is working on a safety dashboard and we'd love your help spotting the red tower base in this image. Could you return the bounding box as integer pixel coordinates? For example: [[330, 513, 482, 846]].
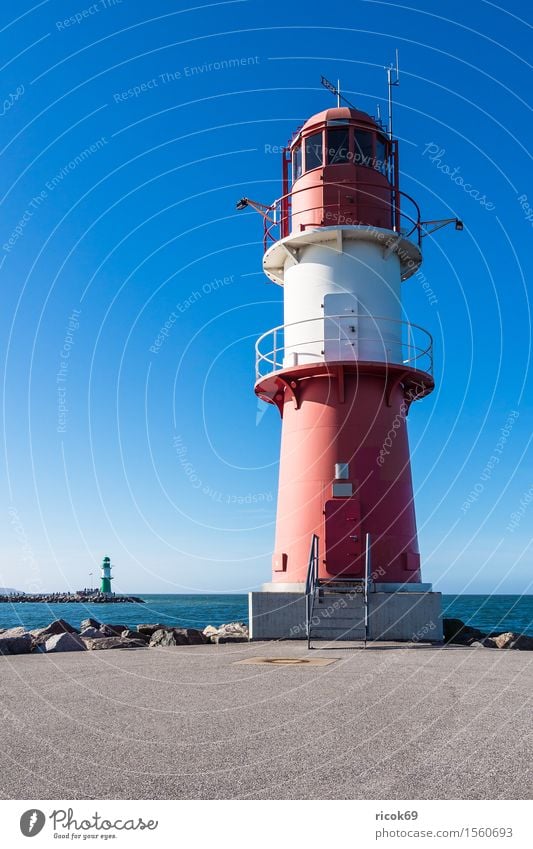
[[256, 361, 434, 586]]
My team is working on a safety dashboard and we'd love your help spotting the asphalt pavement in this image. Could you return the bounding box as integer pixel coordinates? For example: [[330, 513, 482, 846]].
[[0, 640, 531, 799]]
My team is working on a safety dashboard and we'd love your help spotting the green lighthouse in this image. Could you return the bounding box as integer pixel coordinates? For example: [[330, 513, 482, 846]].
[[100, 556, 113, 594]]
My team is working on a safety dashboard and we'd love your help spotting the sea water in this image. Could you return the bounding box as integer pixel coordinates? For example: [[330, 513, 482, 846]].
[[0, 593, 532, 635]]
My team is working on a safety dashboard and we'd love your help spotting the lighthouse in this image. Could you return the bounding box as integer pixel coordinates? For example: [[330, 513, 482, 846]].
[[243, 84, 460, 642], [100, 556, 113, 594]]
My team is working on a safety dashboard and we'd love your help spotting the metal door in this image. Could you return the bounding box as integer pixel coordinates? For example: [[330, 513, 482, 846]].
[[324, 497, 364, 577], [323, 293, 359, 362]]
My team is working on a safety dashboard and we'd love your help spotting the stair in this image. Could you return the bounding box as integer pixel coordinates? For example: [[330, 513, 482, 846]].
[[309, 584, 366, 641]]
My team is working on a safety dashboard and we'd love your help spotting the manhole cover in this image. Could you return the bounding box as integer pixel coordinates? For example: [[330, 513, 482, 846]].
[[235, 656, 338, 666]]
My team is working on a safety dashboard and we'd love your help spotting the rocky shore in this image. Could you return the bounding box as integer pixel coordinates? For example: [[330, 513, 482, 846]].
[[0, 618, 249, 654], [443, 618, 533, 649], [0, 592, 145, 604], [0, 617, 531, 655]]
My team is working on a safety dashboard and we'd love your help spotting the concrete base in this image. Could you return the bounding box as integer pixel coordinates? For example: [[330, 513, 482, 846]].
[[249, 591, 443, 642]]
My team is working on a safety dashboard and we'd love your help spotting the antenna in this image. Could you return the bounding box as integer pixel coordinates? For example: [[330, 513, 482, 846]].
[[386, 49, 400, 139], [320, 76, 358, 111]]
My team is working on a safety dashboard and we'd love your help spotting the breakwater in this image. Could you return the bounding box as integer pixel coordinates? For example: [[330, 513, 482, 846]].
[[0, 592, 144, 604]]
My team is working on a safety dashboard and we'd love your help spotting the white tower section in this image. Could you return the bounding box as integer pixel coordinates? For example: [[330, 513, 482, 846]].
[[263, 225, 421, 371]]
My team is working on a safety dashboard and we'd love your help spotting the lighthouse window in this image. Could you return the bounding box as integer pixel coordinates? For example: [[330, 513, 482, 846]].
[[292, 144, 302, 180], [326, 127, 350, 164], [304, 132, 323, 171], [375, 136, 387, 175], [353, 130, 374, 168]]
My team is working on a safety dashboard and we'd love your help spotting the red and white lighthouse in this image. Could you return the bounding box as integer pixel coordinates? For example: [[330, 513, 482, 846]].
[[243, 92, 457, 641]]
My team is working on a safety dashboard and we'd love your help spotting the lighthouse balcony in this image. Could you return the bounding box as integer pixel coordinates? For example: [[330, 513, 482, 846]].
[[263, 182, 422, 253], [255, 314, 433, 380]]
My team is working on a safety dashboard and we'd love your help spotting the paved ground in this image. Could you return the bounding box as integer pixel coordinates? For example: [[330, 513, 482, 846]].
[[0, 640, 531, 800]]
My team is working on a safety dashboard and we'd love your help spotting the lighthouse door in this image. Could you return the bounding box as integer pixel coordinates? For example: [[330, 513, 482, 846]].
[[324, 497, 364, 577], [323, 294, 358, 362]]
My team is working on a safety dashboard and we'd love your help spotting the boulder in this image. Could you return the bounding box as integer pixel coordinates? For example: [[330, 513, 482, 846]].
[[1, 626, 29, 638], [0, 632, 33, 654], [102, 624, 128, 636], [99, 624, 127, 637], [510, 634, 533, 651], [491, 632, 517, 649], [79, 627, 107, 639], [205, 622, 249, 644], [80, 617, 100, 631], [83, 636, 146, 650], [149, 628, 207, 647], [32, 619, 79, 645], [44, 633, 86, 653], [122, 629, 149, 643], [137, 623, 173, 637], [442, 618, 485, 645], [149, 629, 186, 647]]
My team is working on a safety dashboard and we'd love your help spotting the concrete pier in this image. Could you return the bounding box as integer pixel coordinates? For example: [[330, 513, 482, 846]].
[[0, 641, 530, 800]]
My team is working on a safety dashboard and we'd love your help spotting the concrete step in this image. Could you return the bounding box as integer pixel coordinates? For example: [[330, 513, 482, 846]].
[[310, 595, 366, 639], [309, 627, 366, 640], [315, 598, 365, 609]]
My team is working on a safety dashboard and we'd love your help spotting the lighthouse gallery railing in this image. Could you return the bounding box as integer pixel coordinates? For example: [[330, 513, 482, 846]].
[[256, 315, 433, 380], [263, 180, 423, 252]]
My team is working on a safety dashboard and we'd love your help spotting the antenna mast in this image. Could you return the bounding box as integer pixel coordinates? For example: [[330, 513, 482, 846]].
[[320, 76, 357, 111], [386, 50, 400, 139]]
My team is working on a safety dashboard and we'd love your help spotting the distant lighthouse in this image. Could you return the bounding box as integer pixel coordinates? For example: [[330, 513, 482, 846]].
[[100, 556, 113, 594], [241, 78, 460, 642]]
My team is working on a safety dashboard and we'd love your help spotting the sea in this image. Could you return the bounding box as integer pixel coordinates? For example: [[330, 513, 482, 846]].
[[0, 593, 533, 636]]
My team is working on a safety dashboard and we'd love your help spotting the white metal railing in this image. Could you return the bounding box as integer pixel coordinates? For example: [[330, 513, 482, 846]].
[[255, 314, 433, 380]]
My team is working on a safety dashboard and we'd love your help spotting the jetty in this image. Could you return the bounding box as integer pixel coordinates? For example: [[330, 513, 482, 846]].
[[0, 591, 144, 604]]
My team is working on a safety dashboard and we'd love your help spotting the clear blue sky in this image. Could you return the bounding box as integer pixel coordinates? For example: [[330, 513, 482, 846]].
[[1, 0, 531, 595]]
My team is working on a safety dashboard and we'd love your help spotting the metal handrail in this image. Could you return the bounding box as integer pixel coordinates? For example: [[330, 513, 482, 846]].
[[305, 534, 319, 649], [364, 533, 371, 647], [263, 180, 422, 251], [255, 314, 434, 380]]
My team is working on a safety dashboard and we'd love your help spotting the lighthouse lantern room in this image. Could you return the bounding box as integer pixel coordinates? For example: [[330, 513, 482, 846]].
[[241, 80, 459, 642]]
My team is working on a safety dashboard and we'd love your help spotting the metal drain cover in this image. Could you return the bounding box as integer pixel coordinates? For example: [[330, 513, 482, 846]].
[[235, 656, 338, 666]]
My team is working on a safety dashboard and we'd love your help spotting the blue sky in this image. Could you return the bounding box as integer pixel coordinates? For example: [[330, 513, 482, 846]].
[[1, 0, 531, 594]]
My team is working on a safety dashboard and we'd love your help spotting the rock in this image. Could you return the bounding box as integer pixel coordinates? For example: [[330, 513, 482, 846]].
[[83, 636, 146, 650], [0, 633, 33, 654], [1, 626, 29, 638], [31, 619, 79, 645], [509, 634, 533, 651], [80, 617, 100, 631], [79, 627, 107, 638], [204, 622, 249, 644], [442, 618, 485, 645], [122, 629, 149, 643], [149, 629, 186, 647], [44, 633, 86, 652], [221, 621, 248, 635], [491, 632, 517, 649], [174, 628, 207, 645], [102, 624, 128, 636], [137, 623, 173, 637], [99, 624, 127, 637], [149, 628, 207, 647]]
